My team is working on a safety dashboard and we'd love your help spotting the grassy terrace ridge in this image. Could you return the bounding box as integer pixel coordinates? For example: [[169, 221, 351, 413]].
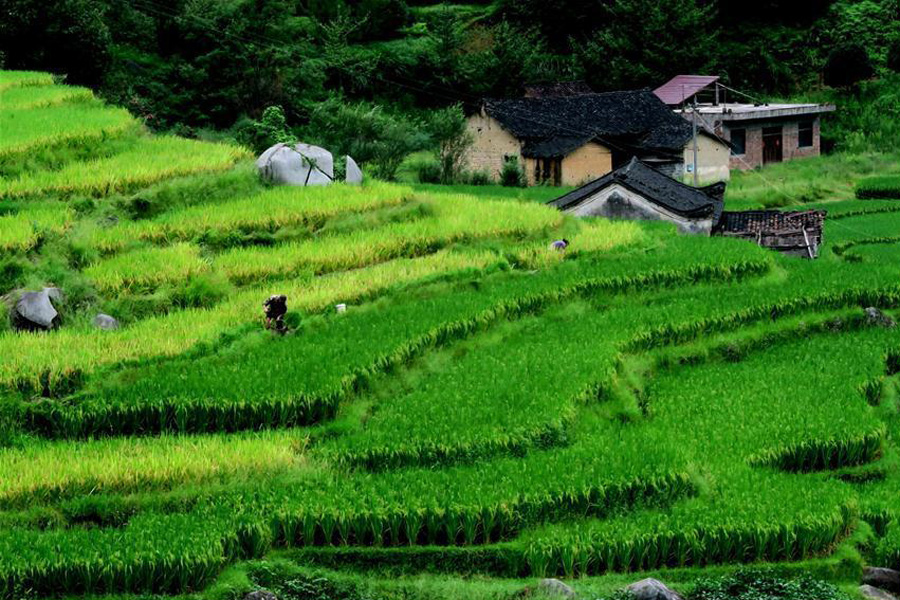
[[4, 71, 900, 599]]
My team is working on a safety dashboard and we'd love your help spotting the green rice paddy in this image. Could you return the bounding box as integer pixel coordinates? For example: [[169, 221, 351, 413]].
[[1, 71, 900, 600]]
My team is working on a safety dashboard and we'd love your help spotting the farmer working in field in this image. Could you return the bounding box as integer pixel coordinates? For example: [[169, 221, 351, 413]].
[[263, 294, 288, 333]]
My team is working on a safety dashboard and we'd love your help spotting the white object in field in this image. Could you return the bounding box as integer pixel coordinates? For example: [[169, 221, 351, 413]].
[[256, 143, 334, 186], [15, 287, 62, 329], [345, 156, 363, 184], [335, 303, 347, 313]]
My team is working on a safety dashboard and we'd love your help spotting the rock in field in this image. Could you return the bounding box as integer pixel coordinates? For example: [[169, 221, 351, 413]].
[[627, 578, 684, 600], [243, 591, 278, 600], [14, 287, 62, 330], [860, 584, 899, 600], [865, 567, 900, 592], [93, 314, 119, 331], [537, 578, 576, 598], [865, 307, 896, 328], [256, 143, 334, 186], [345, 155, 363, 184]]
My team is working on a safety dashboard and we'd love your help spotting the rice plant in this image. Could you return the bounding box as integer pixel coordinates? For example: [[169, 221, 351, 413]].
[[0, 204, 72, 251], [214, 193, 564, 283], [86, 181, 413, 253], [0, 431, 302, 506], [0, 70, 53, 91], [0, 102, 137, 158], [0, 84, 94, 110], [0, 136, 248, 198], [856, 175, 900, 199], [84, 243, 209, 292]]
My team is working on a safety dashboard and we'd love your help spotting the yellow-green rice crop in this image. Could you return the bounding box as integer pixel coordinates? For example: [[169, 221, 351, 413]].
[[86, 181, 413, 253], [0, 136, 249, 198], [0, 205, 73, 251], [0, 431, 303, 505], [84, 243, 209, 292], [0, 103, 137, 158], [0, 84, 94, 110], [215, 193, 562, 283], [0, 250, 504, 391], [0, 70, 53, 91], [515, 219, 645, 269]]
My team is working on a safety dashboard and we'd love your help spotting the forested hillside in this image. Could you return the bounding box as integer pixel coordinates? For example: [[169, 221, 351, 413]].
[[2, 0, 899, 167]]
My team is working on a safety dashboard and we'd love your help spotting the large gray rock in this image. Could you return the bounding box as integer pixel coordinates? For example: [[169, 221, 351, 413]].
[[860, 584, 899, 600], [627, 578, 684, 600], [243, 591, 278, 600], [256, 143, 334, 186], [865, 568, 900, 592], [345, 155, 363, 184], [93, 314, 119, 331], [14, 287, 61, 330], [537, 578, 576, 598]]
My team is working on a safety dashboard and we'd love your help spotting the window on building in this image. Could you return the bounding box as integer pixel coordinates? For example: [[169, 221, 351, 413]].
[[798, 120, 814, 148], [730, 128, 746, 155], [535, 158, 562, 185]]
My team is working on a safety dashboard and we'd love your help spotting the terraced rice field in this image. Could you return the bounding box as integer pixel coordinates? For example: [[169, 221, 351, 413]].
[[2, 72, 900, 599]]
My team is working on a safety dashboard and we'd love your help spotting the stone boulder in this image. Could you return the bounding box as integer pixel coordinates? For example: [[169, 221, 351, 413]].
[[243, 591, 278, 600], [537, 578, 576, 598], [345, 155, 363, 184], [865, 307, 896, 328], [93, 314, 119, 331], [865, 568, 900, 593], [627, 578, 684, 600], [860, 584, 899, 600], [14, 287, 62, 330], [256, 143, 333, 186]]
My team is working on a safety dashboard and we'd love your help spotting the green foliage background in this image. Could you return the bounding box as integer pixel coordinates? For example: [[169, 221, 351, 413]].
[[1, 0, 898, 171]]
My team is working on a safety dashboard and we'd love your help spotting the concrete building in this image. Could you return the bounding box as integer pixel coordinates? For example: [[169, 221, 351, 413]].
[[654, 75, 836, 170], [465, 90, 730, 187], [547, 157, 725, 235]]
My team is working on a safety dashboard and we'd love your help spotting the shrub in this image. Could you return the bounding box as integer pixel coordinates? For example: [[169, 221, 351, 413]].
[[416, 160, 442, 184], [500, 156, 526, 187], [236, 105, 294, 154], [690, 569, 850, 600], [888, 37, 900, 73], [824, 43, 874, 88], [468, 171, 491, 186]]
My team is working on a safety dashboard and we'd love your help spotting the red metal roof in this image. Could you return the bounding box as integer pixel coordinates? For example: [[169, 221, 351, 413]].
[[653, 75, 720, 105]]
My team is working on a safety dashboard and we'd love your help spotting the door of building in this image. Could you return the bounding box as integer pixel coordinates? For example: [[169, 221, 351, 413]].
[[536, 157, 562, 185], [762, 127, 783, 164]]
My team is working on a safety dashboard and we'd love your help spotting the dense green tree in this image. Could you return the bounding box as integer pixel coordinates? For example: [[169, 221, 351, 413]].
[[573, 0, 717, 91], [0, 0, 111, 85], [305, 98, 429, 180], [824, 42, 875, 88], [888, 37, 900, 72]]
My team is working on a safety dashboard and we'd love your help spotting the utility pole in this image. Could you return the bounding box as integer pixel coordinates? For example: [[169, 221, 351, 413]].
[[692, 97, 699, 187]]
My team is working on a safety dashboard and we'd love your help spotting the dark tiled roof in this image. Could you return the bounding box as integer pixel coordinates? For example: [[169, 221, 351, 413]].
[[548, 157, 725, 221], [483, 90, 694, 158], [524, 81, 594, 98], [715, 210, 826, 235]]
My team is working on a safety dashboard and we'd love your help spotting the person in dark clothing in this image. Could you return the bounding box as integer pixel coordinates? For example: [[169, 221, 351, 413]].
[[263, 294, 288, 332]]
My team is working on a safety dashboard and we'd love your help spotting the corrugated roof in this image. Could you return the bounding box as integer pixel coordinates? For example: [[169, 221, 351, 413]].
[[653, 75, 720, 106]]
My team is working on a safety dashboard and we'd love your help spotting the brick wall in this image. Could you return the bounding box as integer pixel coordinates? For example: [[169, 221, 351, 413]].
[[464, 113, 523, 181], [725, 116, 821, 170]]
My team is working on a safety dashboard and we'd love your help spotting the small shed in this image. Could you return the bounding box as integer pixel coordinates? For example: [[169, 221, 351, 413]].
[[714, 209, 826, 258], [547, 157, 725, 235]]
